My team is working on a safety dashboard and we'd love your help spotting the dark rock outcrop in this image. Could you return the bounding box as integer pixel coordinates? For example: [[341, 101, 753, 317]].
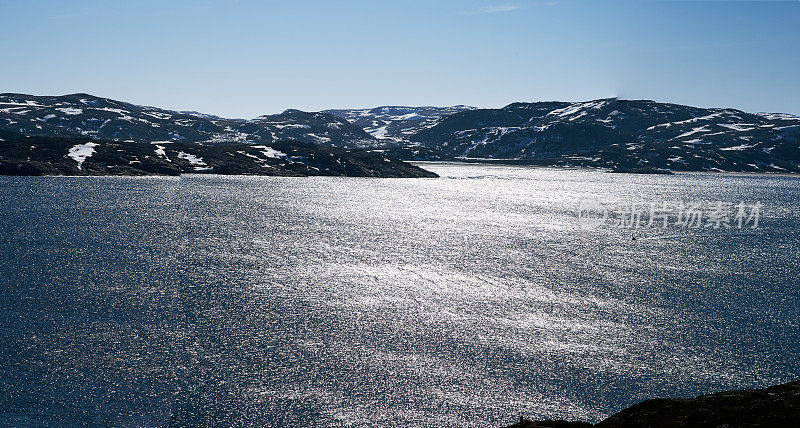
[[506, 417, 592, 428], [506, 380, 800, 428]]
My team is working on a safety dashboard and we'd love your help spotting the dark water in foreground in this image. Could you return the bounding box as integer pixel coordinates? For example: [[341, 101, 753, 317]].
[[1, 163, 799, 427]]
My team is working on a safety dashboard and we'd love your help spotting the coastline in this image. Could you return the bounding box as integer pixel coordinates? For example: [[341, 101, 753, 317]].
[[410, 160, 800, 177]]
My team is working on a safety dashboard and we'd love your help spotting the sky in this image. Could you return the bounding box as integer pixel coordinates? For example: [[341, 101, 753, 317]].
[[1, 0, 798, 118]]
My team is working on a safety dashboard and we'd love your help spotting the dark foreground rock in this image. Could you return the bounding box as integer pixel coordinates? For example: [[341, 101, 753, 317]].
[[506, 380, 800, 428], [506, 418, 592, 428], [0, 130, 437, 178]]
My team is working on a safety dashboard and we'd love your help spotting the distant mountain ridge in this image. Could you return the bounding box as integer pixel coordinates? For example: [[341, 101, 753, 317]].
[[0, 93, 375, 148], [323, 105, 476, 144], [0, 93, 436, 177], [2, 93, 799, 173], [398, 98, 800, 173]]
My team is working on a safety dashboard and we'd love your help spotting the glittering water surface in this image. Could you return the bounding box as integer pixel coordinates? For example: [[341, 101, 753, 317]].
[[1, 163, 799, 427]]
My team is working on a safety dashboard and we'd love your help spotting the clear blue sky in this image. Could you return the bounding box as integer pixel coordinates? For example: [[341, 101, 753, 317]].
[[1, 0, 798, 118]]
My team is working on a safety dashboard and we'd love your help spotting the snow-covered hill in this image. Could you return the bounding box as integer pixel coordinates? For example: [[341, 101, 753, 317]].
[[3, 93, 799, 173], [0, 93, 375, 147], [0, 93, 436, 177], [323, 105, 475, 145], [403, 99, 800, 173], [0, 129, 437, 177]]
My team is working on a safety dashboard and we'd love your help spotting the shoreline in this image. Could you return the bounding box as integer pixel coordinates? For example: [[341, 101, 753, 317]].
[[410, 160, 800, 177]]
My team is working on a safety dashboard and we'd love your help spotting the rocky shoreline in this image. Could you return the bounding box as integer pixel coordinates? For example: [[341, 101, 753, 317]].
[[506, 380, 800, 428]]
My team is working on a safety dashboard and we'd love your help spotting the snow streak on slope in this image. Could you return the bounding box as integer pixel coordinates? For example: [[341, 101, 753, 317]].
[[67, 143, 98, 170], [0, 93, 376, 148], [324, 105, 476, 145]]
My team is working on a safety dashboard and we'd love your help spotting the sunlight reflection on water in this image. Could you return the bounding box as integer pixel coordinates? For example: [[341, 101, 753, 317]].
[[1, 164, 799, 426]]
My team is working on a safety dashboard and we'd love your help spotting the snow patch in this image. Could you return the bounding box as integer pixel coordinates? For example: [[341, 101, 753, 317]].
[[91, 107, 129, 115], [305, 133, 332, 144], [270, 123, 311, 129], [718, 123, 756, 132], [67, 143, 98, 170], [568, 111, 588, 121], [57, 107, 83, 115], [676, 126, 710, 139], [0, 100, 44, 107], [719, 144, 755, 151], [154, 145, 168, 159], [757, 112, 800, 121], [367, 126, 388, 139], [549, 100, 606, 117], [177, 152, 206, 166], [142, 111, 172, 120], [393, 113, 423, 120], [252, 145, 287, 159]]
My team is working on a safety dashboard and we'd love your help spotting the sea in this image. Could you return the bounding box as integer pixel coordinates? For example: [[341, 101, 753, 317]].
[[1, 163, 798, 426]]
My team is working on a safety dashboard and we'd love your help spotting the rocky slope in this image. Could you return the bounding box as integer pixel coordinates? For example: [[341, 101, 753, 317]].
[[0, 129, 437, 177], [0, 93, 439, 177], [400, 99, 800, 173], [507, 380, 800, 428], [0, 93, 375, 147], [323, 105, 475, 146], [5, 93, 799, 174]]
